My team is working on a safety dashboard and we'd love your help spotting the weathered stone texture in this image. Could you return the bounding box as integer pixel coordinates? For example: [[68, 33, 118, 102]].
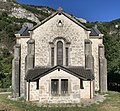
[[17, 38, 30, 96], [38, 69, 81, 103], [90, 38, 103, 91], [13, 11, 107, 102], [27, 69, 93, 102], [32, 14, 89, 67], [81, 81, 93, 98], [99, 44, 107, 93], [85, 39, 94, 71], [25, 39, 35, 71], [12, 44, 21, 97], [29, 82, 39, 101]]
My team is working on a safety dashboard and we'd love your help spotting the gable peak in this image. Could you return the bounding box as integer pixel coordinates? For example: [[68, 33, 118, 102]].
[[57, 7, 63, 14]]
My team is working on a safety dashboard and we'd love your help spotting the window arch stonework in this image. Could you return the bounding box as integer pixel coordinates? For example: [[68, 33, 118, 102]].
[[50, 38, 70, 66], [57, 41, 63, 65]]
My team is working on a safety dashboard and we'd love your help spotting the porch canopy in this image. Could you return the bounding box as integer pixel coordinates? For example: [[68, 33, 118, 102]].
[[25, 65, 94, 82]]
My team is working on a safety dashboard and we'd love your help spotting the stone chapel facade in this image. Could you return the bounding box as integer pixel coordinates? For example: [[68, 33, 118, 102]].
[[12, 8, 107, 104]]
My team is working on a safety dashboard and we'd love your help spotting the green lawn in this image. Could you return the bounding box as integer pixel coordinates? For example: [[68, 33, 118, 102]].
[[0, 88, 11, 92], [0, 92, 120, 111]]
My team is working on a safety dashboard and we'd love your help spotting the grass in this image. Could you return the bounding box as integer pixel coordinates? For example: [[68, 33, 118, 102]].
[[0, 91, 120, 111], [0, 88, 11, 92]]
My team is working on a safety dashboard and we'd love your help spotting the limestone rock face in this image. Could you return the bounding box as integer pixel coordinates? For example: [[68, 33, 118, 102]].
[[10, 7, 40, 23], [0, 0, 16, 2], [0, 0, 54, 23], [0, 0, 7, 2]]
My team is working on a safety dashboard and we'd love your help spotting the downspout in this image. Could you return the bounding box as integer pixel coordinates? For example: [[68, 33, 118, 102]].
[[90, 80, 92, 99], [28, 81, 30, 101]]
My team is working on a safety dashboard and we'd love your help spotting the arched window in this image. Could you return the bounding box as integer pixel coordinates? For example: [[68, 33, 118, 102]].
[[57, 41, 63, 65], [51, 47, 54, 66], [66, 47, 68, 66]]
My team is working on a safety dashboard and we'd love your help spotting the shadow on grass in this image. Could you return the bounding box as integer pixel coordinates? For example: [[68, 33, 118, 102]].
[[108, 73, 120, 92]]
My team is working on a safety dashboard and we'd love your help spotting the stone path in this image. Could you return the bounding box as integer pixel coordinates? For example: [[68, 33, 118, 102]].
[[81, 94, 107, 107], [0, 92, 11, 95], [3, 92, 107, 107], [34, 94, 107, 107]]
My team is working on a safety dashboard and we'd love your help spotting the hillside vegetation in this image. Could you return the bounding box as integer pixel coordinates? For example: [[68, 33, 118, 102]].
[[85, 20, 120, 91], [0, 0, 120, 91], [0, 0, 54, 88], [0, 11, 36, 88]]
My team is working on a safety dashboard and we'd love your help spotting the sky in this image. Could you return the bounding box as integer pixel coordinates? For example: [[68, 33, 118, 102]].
[[16, 0, 120, 22]]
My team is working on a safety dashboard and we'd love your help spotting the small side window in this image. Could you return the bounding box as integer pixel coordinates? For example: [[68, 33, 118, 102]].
[[51, 79, 59, 96], [36, 80, 39, 90], [51, 47, 54, 66], [66, 48, 68, 66], [80, 79, 84, 89], [61, 79, 68, 95]]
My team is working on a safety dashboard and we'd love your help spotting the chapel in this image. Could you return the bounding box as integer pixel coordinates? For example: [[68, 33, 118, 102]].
[[12, 8, 107, 103]]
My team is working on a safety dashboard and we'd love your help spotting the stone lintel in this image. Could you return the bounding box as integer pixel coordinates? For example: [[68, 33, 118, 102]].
[[98, 44, 105, 58], [99, 44, 104, 48], [85, 55, 94, 72], [14, 44, 21, 48], [89, 36, 103, 39], [14, 44, 21, 58], [15, 34, 20, 37], [85, 39, 92, 44], [26, 54, 34, 69], [66, 42, 71, 45], [49, 42, 54, 45], [27, 39, 35, 44], [85, 39, 92, 55]]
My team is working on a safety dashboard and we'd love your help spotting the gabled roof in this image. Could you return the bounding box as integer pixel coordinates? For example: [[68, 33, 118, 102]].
[[18, 26, 30, 36], [90, 26, 102, 36], [25, 65, 94, 82], [29, 7, 91, 31]]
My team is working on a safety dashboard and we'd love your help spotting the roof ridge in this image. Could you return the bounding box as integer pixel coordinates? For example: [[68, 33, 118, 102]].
[[25, 65, 94, 81], [29, 8, 91, 31]]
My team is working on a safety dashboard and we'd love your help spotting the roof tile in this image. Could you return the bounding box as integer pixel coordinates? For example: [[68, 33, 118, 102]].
[[25, 65, 94, 81]]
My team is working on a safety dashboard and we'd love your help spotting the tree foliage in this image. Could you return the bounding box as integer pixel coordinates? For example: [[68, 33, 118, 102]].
[[86, 20, 120, 91], [0, 11, 35, 88]]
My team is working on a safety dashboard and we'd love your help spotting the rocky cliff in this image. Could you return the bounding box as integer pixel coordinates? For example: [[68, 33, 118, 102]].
[[0, 0, 55, 23]]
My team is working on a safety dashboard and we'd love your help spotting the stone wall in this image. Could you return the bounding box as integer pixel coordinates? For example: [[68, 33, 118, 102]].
[[90, 38, 103, 91], [29, 82, 39, 101], [17, 37, 30, 96], [27, 69, 93, 103], [32, 14, 89, 67], [81, 81, 93, 98], [17, 13, 104, 98], [37, 69, 80, 103]]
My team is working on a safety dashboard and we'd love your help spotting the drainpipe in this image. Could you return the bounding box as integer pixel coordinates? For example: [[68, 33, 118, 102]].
[[90, 81, 92, 99], [28, 81, 30, 101]]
